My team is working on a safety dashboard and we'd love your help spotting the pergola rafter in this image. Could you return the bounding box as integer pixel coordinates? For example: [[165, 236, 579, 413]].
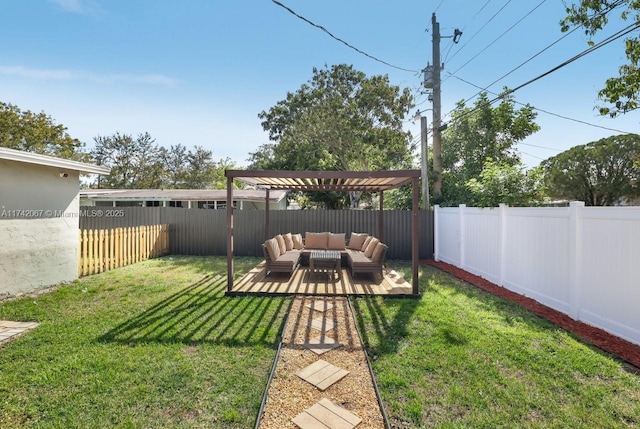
[[224, 169, 421, 295]]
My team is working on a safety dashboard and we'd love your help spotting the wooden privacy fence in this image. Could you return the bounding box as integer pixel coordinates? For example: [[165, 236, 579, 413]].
[[79, 224, 170, 276]]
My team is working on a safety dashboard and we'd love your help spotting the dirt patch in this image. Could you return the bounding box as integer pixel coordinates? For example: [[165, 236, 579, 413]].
[[424, 260, 640, 369]]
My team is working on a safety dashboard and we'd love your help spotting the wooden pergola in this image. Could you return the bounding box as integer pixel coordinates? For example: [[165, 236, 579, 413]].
[[225, 169, 422, 295]]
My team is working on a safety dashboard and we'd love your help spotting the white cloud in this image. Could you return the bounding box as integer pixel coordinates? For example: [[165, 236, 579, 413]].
[[47, 0, 104, 15], [0, 65, 179, 86]]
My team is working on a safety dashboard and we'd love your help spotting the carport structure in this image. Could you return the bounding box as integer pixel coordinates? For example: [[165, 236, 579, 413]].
[[225, 169, 422, 295]]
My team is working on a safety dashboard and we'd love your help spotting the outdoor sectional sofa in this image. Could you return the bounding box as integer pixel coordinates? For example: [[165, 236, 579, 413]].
[[262, 231, 388, 280]]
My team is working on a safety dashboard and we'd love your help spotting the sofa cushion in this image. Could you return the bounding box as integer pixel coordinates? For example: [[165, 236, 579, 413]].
[[327, 233, 346, 250], [305, 232, 329, 249], [364, 237, 380, 258], [348, 233, 368, 250], [284, 233, 294, 251], [275, 234, 286, 255], [349, 250, 374, 266], [292, 233, 304, 250], [265, 238, 280, 261], [276, 249, 301, 264], [361, 236, 373, 252], [371, 242, 386, 263]]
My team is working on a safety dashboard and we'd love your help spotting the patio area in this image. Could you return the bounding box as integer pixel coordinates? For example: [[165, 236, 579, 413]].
[[229, 261, 413, 296]]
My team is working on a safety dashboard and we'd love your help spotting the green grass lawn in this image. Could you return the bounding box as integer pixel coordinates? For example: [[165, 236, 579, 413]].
[[0, 256, 289, 429], [3, 257, 639, 428], [352, 263, 640, 428]]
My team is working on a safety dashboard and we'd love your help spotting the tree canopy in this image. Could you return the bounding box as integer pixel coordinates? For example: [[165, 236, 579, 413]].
[[465, 159, 545, 207], [562, 1, 640, 116], [439, 92, 541, 206], [90, 132, 235, 189], [0, 101, 86, 160], [541, 133, 640, 205], [250, 64, 415, 209]]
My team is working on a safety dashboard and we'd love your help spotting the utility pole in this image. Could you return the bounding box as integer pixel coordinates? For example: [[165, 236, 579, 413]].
[[431, 12, 443, 200], [420, 115, 429, 210], [426, 13, 461, 201]]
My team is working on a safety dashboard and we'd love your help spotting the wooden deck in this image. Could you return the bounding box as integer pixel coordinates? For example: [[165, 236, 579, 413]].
[[229, 262, 414, 296]]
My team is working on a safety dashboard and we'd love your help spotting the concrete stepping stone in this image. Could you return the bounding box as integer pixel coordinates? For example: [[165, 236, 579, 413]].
[[305, 301, 335, 313], [296, 359, 349, 391], [0, 321, 39, 343], [292, 397, 361, 429], [303, 335, 342, 355], [308, 316, 335, 332]]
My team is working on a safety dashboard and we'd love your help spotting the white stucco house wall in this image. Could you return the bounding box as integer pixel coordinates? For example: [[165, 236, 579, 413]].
[[0, 148, 110, 297]]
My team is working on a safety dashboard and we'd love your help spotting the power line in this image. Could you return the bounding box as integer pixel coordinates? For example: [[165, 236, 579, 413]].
[[441, 21, 640, 129], [442, 0, 491, 63], [507, 21, 640, 95], [519, 150, 546, 161], [271, 0, 420, 73], [452, 25, 580, 106], [446, 0, 513, 64], [446, 0, 547, 80], [445, 0, 632, 112], [448, 74, 636, 135], [444, 0, 627, 87]]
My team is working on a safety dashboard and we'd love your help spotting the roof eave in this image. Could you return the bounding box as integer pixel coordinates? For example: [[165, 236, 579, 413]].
[[0, 147, 111, 175]]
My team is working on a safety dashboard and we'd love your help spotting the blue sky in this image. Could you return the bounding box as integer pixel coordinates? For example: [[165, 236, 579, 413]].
[[2, 0, 639, 169]]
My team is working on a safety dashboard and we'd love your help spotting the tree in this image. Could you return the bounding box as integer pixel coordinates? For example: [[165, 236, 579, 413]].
[[542, 134, 640, 205], [158, 144, 189, 188], [465, 159, 545, 207], [90, 132, 235, 190], [91, 132, 163, 189], [208, 156, 237, 189], [562, 1, 640, 116], [0, 101, 86, 160], [439, 91, 540, 206], [250, 64, 415, 209]]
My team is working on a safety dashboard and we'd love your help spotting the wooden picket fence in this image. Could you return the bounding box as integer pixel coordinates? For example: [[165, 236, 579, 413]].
[[79, 224, 170, 276]]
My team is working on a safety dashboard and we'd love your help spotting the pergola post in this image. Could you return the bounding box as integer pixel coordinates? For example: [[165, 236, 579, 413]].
[[264, 188, 270, 241], [412, 177, 420, 295], [226, 175, 234, 292], [378, 191, 384, 242]]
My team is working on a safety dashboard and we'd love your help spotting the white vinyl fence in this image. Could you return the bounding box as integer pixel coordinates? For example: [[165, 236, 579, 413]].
[[434, 202, 640, 346]]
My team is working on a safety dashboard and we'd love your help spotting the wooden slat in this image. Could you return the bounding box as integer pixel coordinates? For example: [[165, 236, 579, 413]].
[[316, 398, 362, 426], [292, 398, 361, 429], [78, 225, 169, 277], [295, 359, 329, 380]]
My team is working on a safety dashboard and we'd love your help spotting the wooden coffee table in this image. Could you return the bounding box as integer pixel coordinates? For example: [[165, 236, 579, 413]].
[[309, 250, 341, 280]]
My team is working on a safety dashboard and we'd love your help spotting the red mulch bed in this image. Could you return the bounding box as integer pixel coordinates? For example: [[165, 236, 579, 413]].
[[423, 259, 640, 369]]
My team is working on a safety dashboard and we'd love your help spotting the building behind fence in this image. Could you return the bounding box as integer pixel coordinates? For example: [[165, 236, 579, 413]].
[[79, 224, 169, 276], [435, 202, 640, 346], [79, 206, 434, 260]]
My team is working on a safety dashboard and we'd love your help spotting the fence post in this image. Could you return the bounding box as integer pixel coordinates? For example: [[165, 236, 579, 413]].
[[568, 201, 585, 319], [434, 205, 440, 261], [459, 204, 466, 269], [498, 203, 508, 287]]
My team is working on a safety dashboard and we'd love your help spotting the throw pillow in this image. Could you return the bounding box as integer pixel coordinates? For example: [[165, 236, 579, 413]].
[[265, 238, 280, 261], [364, 237, 380, 258], [371, 242, 386, 263], [275, 234, 286, 255], [305, 232, 328, 249], [361, 236, 373, 252], [327, 233, 346, 250], [284, 233, 294, 251], [292, 233, 304, 250], [348, 233, 368, 250]]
